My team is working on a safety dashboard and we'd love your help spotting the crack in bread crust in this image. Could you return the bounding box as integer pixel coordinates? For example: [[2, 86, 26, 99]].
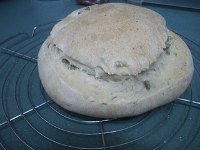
[[49, 36, 172, 83]]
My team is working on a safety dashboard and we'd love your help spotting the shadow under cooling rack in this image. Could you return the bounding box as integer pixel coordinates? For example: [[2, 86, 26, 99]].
[[0, 20, 200, 150]]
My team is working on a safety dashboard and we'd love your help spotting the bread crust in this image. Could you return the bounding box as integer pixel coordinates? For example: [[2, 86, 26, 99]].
[[50, 3, 169, 76]]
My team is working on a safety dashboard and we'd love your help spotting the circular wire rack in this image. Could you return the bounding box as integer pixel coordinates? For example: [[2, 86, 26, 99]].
[[0, 21, 200, 150]]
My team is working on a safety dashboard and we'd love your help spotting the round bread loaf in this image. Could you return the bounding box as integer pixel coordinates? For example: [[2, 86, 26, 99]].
[[38, 3, 194, 118]]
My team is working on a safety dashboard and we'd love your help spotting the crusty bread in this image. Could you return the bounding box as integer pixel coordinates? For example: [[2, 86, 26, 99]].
[[38, 3, 194, 118]]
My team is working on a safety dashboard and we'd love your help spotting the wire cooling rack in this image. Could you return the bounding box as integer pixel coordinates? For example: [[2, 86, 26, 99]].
[[0, 20, 200, 150]]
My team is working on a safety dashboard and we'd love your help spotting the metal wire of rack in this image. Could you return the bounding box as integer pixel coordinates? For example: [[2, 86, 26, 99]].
[[0, 20, 200, 150]]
